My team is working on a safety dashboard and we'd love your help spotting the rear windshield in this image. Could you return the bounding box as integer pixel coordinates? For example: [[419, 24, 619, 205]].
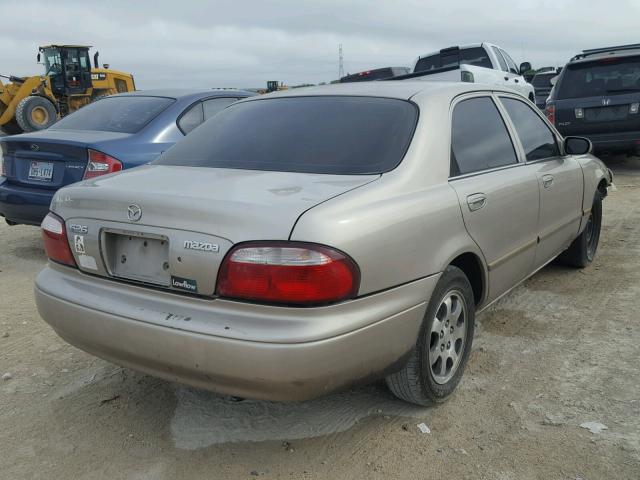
[[414, 47, 492, 72], [532, 73, 555, 88], [155, 96, 418, 175], [557, 56, 640, 99], [51, 96, 175, 133]]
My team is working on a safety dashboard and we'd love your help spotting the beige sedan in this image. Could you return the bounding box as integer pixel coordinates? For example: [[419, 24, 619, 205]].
[[34, 82, 612, 405]]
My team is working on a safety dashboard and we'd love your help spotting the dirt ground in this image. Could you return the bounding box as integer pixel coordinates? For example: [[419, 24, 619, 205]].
[[1, 157, 639, 480]]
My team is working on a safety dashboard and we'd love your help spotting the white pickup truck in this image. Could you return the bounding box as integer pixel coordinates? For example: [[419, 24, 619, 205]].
[[400, 43, 535, 100]]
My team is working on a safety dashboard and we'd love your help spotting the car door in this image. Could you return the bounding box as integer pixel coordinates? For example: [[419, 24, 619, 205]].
[[448, 95, 540, 302], [498, 48, 528, 96], [498, 95, 584, 269]]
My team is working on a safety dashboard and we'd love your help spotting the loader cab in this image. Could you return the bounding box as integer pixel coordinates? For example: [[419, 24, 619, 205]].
[[39, 45, 93, 96]]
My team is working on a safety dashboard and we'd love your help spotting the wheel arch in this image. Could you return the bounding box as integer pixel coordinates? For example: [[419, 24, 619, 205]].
[[447, 251, 487, 307], [597, 178, 608, 198]]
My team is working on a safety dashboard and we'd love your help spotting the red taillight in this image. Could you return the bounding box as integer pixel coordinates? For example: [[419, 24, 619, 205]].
[[216, 242, 360, 306], [83, 149, 123, 180], [545, 104, 556, 125], [41, 212, 76, 267]]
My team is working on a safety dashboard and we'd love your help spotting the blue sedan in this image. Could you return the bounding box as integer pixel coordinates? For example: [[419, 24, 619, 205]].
[[0, 89, 254, 225]]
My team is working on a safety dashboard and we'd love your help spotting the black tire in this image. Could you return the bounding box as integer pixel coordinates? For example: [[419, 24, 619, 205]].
[[385, 266, 475, 406], [1, 120, 23, 135], [559, 190, 603, 268], [15, 96, 57, 132]]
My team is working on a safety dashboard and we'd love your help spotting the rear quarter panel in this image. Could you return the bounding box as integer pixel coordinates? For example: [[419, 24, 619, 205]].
[[290, 179, 485, 296]]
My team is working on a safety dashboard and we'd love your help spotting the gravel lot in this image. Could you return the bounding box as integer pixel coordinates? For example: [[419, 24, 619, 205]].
[[1, 157, 639, 480]]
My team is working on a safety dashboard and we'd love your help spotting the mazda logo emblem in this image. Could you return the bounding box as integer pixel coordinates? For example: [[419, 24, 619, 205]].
[[30, 144, 39, 151], [602, 98, 611, 106], [127, 204, 142, 222]]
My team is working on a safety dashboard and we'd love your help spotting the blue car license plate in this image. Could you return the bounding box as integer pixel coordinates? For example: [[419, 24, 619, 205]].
[[28, 161, 54, 181]]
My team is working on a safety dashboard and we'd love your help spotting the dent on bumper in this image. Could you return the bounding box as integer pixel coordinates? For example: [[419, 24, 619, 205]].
[[35, 264, 438, 401]]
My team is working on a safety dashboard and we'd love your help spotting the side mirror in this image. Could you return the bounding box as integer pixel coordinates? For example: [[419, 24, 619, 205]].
[[519, 62, 532, 75], [564, 136, 592, 155]]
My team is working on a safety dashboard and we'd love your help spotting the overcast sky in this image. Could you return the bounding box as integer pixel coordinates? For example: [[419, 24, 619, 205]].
[[1, 0, 639, 89]]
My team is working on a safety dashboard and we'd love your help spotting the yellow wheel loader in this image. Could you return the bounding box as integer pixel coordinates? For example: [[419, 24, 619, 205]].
[[0, 45, 135, 134]]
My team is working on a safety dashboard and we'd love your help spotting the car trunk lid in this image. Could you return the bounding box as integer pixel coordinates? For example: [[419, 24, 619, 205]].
[[54, 165, 378, 296], [1, 130, 131, 189]]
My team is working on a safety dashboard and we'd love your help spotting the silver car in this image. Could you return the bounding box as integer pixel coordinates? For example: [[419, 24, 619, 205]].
[[34, 82, 612, 405]]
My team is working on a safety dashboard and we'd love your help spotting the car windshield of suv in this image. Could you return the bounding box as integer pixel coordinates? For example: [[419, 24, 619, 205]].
[[50, 96, 175, 133], [414, 47, 492, 72], [155, 96, 418, 175], [557, 56, 640, 99]]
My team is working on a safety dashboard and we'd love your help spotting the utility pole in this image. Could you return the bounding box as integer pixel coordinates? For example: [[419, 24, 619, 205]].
[[338, 44, 344, 79]]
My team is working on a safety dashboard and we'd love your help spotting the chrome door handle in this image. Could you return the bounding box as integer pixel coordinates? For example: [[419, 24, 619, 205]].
[[542, 175, 554, 189], [467, 193, 487, 212]]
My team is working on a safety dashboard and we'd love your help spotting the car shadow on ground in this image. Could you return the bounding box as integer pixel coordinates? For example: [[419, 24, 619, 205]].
[[168, 382, 427, 449]]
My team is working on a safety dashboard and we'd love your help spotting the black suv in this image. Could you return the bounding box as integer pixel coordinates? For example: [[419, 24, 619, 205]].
[[546, 44, 640, 154]]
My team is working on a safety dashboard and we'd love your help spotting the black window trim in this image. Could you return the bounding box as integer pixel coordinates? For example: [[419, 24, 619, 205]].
[[448, 92, 524, 181], [495, 93, 563, 164], [176, 95, 244, 135]]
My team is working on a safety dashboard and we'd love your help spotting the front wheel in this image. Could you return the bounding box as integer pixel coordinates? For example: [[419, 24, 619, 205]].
[[559, 191, 603, 268], [15, 96, 58, 132], [385, 266, 475, 406]]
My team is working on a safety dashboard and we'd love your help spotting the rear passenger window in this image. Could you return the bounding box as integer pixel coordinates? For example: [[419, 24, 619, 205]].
[[178, 103, 204, 134], [500, 97, 559, 161], [202, 97, 238, 120], [451, 97, 518, 176]]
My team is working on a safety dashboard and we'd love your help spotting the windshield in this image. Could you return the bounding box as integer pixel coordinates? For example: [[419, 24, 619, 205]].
[[51, 96, 175, 133], [414, 47, 492, 72], [155, 96, 418, 175], [558, 56, 640, 99], [42, 47, 62, 75]]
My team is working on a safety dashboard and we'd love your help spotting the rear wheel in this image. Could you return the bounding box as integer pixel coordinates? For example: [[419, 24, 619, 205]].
[[15, 96, 57, 132], [385, 266, 475, 406], [559, 191, 603, 267]]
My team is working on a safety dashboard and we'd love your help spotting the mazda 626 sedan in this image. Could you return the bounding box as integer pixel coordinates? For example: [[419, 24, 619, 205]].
[[34, 82, 612, 405]]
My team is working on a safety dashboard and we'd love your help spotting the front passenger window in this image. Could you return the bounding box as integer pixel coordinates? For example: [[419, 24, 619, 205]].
[[451, 97, 519, 176], [500, 97, 560, 161]]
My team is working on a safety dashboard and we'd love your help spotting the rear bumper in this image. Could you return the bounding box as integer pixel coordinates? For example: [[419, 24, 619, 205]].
[[0, 179, 54, 225], [34, 263, 437, 401], [558, 130, 640, 153]]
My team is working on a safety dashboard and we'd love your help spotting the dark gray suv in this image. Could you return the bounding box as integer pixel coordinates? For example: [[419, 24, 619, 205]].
[[546, 44, 640, 153]]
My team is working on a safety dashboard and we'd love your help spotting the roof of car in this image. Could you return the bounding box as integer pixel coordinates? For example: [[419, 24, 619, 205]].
[[241, 81, 516, 102], [570, 44, 640, 64], [114, 88, 253, 100]]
